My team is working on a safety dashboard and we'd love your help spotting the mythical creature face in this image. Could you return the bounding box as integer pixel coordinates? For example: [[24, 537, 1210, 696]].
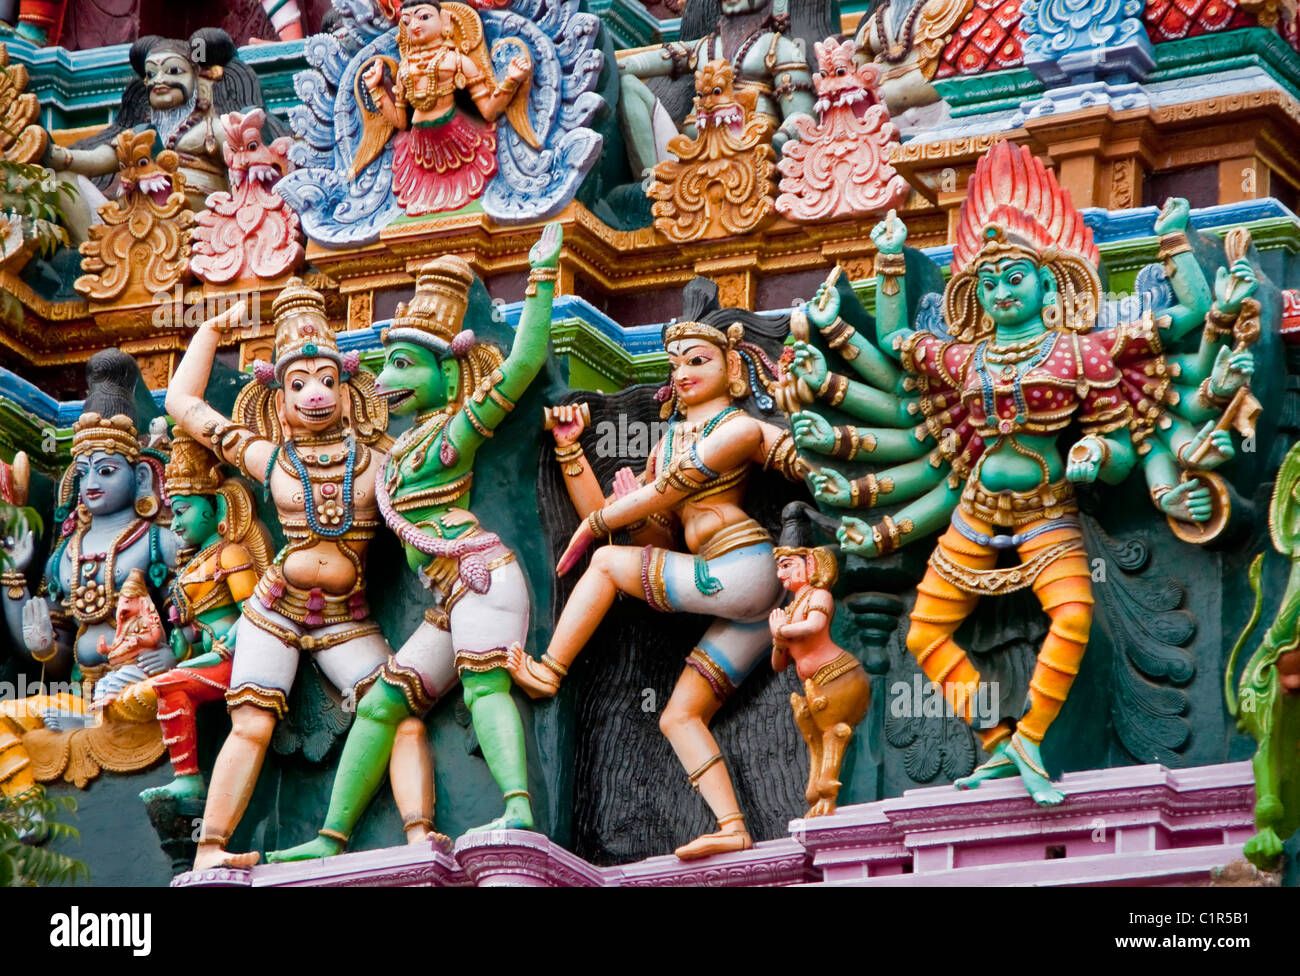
[[76, 450, 146, 517], [280, 358, 344, 433], [400, 3, 445, 47], [170, 494, 219, 547], [116, 131, 179, 207], [692, 61, 747, 134], [666, 337, 739, 407], [143, 50, 196, 111], [377, 340, 447, 416], [975, 257, 1047, 329], [812, 39, 880, 120], [222, 109, 293, 189], [776, 553, 810, 592]]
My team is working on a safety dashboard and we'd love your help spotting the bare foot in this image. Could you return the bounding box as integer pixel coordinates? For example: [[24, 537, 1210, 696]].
[[674, 828, 752, 860], [193, 845, 261, 871], [506, 646, 561, 699]]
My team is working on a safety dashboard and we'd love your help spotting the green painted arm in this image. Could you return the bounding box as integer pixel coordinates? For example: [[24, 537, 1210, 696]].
[[1160, 249, 1213, 341], [790, 409, 931, 463], [835, 328, 908, 393], [1096, 426, 1138, 486], [808, 454, 948, 509], [837, 480, 963, 558], [447, 223, 561, 452]]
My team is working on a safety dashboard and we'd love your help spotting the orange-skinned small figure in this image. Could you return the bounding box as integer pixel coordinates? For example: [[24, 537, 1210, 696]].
[[770, 546, 869, 817]]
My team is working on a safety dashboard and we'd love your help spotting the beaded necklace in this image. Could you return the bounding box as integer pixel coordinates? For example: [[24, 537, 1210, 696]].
[[68, 516, 148, 624], [972, 333, 1058, 434], [283, 437, 357, 539], [662, 405, 741, 468]]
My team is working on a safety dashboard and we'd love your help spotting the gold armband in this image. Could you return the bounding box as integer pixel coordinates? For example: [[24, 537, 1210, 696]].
[[526, 265, 559, 298], [553, 442, 585, 477], [209, 422, 260, 475], [1157, 231, 1191, 262], [1202, 303, 1236, 343], [872, 515, 909, 556], [849, 472, 894, 508], [762, 429, 807, 482]]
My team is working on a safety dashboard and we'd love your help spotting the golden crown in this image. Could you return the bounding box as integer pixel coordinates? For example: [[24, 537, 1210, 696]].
[[384, 256, 475, 353], [72, 412, 140, 462], [271, 277, 341, 379], [164, 428, 223, 496]]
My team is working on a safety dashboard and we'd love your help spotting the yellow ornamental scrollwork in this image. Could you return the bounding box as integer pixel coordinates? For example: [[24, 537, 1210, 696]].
[[75, 129, 195, 304], [647, 60, 776, 244]]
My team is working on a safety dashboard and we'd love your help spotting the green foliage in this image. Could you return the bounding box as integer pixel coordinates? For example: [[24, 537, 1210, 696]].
[[0, 788, 88, 886], [0, 160, 74, 259], [0, 500, 42, 572]]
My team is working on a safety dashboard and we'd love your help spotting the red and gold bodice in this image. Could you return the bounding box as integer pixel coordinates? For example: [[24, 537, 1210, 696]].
[[900, 317, 1169, 477]]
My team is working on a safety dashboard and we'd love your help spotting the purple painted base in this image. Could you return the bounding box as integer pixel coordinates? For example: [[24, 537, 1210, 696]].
[[170, 761, 1258, 888]]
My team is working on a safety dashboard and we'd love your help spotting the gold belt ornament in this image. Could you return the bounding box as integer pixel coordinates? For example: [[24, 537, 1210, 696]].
[[696, 519, 773, 561], [960, 478, 1077, 528]]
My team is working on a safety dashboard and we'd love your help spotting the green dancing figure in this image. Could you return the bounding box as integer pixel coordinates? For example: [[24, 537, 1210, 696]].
[[268, 223, 562, 861]]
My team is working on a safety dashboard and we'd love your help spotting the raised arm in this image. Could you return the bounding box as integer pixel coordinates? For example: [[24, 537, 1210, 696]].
[[1152, 198, 1212, 342], [870, 211, 913, 358], [166, 302, 274, 483]]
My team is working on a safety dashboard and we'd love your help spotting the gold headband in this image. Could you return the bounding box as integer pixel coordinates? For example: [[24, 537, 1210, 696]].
[[664, 320, 745, 349], [774, 545, 838, 589], [72, 413, 140, 462]]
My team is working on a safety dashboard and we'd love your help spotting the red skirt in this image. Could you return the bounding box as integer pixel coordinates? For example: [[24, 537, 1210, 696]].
[[392, 112, 498, 216]]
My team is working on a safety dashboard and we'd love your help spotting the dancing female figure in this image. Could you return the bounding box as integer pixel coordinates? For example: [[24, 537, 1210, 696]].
[[509, 279, 805, 859]]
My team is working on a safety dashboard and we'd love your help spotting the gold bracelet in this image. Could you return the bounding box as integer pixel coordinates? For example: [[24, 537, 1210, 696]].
[[588, 509, 610, 538], [817, 373, 848, 408], [1203, 303, 1236, 343], [553, 442, 585, 477], [2, 570, 25, 600], [1151, 484, 1172, 507], [875, 252, 906, 297], [526, 265, 559, 298], [1196, 376, 1231, 410]]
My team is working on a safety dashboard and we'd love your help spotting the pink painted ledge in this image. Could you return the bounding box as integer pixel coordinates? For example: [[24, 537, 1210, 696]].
[[171, 760, 1257, 888]]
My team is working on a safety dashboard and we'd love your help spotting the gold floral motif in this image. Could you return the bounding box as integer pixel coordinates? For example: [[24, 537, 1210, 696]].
[[0, 43, 47, 164]]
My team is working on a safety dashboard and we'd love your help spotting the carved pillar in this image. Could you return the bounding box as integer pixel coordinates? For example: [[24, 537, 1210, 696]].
[[694, 255, 758, 310], [347, 291, 373, 332]]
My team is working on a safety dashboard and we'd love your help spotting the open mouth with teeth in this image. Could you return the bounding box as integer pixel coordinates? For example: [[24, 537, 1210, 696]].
[[233, 162, 286, 189], [132, 172, 174, 207], [815, 86, 875, 123], [295, 403, 338, 422], [379, 386, 416, 410], [698, 104, 745, 135]]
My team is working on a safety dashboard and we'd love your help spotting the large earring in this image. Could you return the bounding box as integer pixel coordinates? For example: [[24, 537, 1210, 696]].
[[1042, 293, 1061, 329], [978, 312, 994, 336], [729, 376, 748, 398], [135, 495, 159, 519]]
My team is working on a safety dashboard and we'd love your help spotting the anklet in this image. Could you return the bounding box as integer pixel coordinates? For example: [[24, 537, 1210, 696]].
[[503, 789, 531, 801], [686, 753, 723, 788], [319, 828, 349, 845]]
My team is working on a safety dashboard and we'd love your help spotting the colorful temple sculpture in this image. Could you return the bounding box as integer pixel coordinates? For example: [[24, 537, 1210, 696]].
[[0, 0, 1297, 889]]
